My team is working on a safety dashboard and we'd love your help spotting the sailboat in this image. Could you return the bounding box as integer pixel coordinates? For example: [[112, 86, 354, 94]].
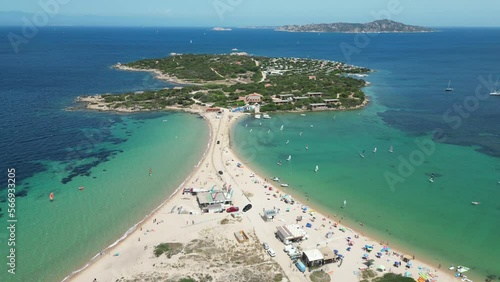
[[389, 145, 394, 153], [445, 80, 453, 92], [372, 147, 377, 153], [490, 76, 500, 96], [314, 165, 319, 173], [360, 150, 365, 158], [286, 155, 292, 161]]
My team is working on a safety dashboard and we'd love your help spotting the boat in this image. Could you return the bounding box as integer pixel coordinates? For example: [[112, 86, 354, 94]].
[[389, 145, 394, 153], [162, 119, 168, 122], [280, 183, 289, 187], [342, 200, 347, 208], [457, 266, 470, 273], [471, 201, 480, 205], [445, 80, 453, 91], [300, 114, 306, 116], [49, 192, 54, 201], [360, 150, 365, 158], [190, 40, 193, 44], [314, 165, 319, 173], [299, 132, 303, 136], [305, 145, 309, 150], [490, 76, 500, 96], [79, 186, 84, 191], [232, 48, 238, 51], [255, 114, 261, 119], [149, 168, 152, 176], [372, 147, 377, 153], [280, 125, 284, 131], [277, 161, 282, 166], [267, 129, 271, 133], [272, 177, 280, 182], [286, 155, 292, 161], [263, 114, 271, 119], [285, 140, 289, 145]]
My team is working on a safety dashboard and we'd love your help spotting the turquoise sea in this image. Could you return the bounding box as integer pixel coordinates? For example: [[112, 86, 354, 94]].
[[1, 27, 500, 281]]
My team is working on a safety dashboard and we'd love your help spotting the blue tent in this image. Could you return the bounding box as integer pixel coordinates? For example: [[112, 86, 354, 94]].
[[306, 223, 312, 228]]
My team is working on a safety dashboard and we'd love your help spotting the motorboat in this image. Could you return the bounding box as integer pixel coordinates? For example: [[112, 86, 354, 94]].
[[263, 114, 271, 119], [471, 202, 480, 205], [280, 183, 289, 187], [255, 114, 261, 119], [272, 177, 280, 182]]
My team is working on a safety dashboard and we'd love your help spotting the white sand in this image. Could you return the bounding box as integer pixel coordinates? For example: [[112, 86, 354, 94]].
[[68, 110, 459, 282]]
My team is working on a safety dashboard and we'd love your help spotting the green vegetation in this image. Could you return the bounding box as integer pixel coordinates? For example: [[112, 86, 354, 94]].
[[310, 270, 331, 282], [90, 54, 370, 112], [153, 242, 183, 258], [178, 278, 196, 282]]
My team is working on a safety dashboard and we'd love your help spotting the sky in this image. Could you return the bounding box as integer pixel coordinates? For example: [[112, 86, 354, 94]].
[[1, 0, 499, 27]]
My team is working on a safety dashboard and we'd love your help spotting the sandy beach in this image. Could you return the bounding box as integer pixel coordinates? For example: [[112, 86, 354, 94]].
[[68, 109, 462, 282]]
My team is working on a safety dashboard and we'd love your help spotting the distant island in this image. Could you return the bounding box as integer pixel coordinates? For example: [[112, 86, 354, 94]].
[[76, 54, 371, 113], [212, 27, 232, 31], [276, 19, 434, 33]]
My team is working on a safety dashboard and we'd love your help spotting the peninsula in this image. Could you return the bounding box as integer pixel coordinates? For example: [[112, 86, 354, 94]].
[[76, 53, 370, 113], [276, 19, 434, 33]]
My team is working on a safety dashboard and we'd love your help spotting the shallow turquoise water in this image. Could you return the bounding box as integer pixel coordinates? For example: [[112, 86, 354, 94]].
[[232, 90, 500, 280], [2, 113, 208, 282]]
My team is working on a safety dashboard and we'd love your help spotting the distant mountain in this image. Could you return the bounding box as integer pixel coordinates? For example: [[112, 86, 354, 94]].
[[276, 20, 434, 33]]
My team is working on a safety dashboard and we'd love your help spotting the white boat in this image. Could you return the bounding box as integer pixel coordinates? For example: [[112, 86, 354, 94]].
[[300, 114, 306, 116], [471, 201, 480, 205], [490, 76, 500, 96], [232, 48, 238, 51], [280, 125, 284, 131], [314, 165, 319, 173], [280, 183, 289, 187], [389, 146, 393, 153], [457, 266, 470, 273], [255, 114, 261, 119], [299, 132, 303, 136], [445, 80, 453, 91], [267, 129, 271, 133], [342, 200, 347, 208], [286, 155, 292, 161], [285, 140, 289, 145], [272, 177, 280, 182], [360, 150, 365, 158], [372, 147, 377, 153], [263, 114, 271, 119], [305, 145, 309, 150], [277, 161, 282, 166]]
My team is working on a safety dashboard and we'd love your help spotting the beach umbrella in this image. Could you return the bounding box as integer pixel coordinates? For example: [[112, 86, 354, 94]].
[[346, 247, 351, 251], [363, 254, 369, 259], [334, 249, 338, 254], [376, 252, 382, 257], [347, 236, 351, 240]]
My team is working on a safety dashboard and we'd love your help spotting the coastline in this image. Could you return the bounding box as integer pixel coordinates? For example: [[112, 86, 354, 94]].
[[69, 110, 461, 282], [62, 116, 213, 282]]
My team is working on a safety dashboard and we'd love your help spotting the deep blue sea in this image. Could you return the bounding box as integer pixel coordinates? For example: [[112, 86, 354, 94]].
[[0, 27, 499, 281]]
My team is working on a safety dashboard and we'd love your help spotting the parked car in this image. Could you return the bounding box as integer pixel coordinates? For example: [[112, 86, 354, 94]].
[[226, 206, 239, 213], [295, 260, 306, 273], [263, 242, 269, 250], [267, 248, 276, 257]]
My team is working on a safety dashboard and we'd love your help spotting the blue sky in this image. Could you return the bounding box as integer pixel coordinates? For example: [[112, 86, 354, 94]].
[[1, 0, 499, 27]]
